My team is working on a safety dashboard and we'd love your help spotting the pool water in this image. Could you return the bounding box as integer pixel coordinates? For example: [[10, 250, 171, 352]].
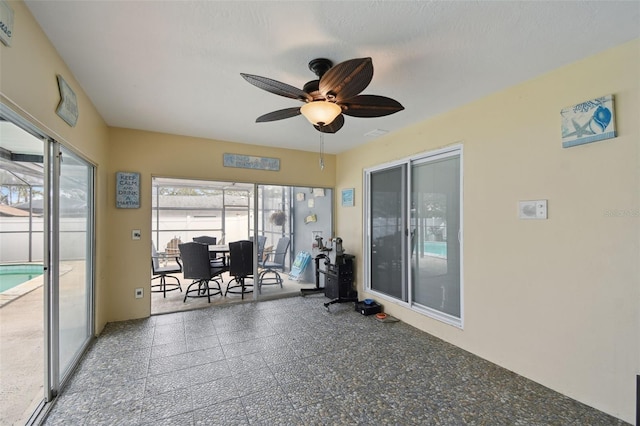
[[0, 264, 44, 292], [423, 241, 447, 258]]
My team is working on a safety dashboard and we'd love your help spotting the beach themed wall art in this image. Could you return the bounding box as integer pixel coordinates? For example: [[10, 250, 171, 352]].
[[223, 153, 280, 171], [56, 75, 79, 127], [341, 188, 354, 207], [561, 95, 616, 148]]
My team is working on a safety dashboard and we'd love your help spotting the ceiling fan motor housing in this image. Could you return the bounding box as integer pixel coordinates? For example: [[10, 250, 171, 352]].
[[308, 58, 333, 78], [305, 58, 334, 100]]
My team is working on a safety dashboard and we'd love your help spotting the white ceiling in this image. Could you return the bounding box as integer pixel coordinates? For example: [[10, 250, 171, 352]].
[[22, 1, 640, 155]]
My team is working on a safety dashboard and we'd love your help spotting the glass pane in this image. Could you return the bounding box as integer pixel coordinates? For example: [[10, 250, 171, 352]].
[[58, 146, 92, 377], [149, 178, 333, 310], [291, 186, 333, 284], [223, 190, 251, 244], [411, 154, 461, 318], [0, 120, 45, 424], [256, 185, 332, 300], [153, 183, 223, 243], [370, 165, 406, 301], [258, 185, 291, 261]]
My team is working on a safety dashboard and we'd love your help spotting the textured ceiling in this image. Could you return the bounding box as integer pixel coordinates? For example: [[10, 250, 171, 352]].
[[23, 1, 640, 154]]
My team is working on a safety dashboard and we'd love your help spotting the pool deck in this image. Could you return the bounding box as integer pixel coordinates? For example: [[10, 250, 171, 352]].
[[0, 262, 75, 425], [0, 280, 45, 425]]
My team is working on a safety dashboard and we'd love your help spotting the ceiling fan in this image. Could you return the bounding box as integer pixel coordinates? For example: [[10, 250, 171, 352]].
[[240, 57, 404, 134]]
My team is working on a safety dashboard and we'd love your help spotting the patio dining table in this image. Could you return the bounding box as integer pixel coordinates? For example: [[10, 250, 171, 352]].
[[208, 244, 230, 265]]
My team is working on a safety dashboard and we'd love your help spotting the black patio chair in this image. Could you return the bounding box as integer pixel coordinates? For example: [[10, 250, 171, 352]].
[[258, 236, 290, 293], [179, 242, 226, 303], [151, 240, 182, 297], [193, 235, 225, 266], [256, 235, 267, 263], [225, 240, 254, 299]]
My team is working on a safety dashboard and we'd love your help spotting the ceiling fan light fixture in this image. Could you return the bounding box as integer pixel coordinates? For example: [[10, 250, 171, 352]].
[[300, 101, 341, 126]]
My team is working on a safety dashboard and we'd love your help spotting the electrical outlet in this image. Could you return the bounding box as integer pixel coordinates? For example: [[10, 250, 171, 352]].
[[135, 288, 143, 299], [132, 229, 141, 240]]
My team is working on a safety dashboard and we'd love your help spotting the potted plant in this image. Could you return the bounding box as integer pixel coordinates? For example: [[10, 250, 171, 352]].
[[270, 210, 287, 226]]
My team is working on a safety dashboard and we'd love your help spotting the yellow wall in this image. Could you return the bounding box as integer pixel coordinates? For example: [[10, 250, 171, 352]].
[[106, 127, 335, 321], [0, 2, 111, 333], [336, 39, 639, 422]]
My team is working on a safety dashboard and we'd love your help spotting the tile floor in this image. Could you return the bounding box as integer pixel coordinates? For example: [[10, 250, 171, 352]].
[[151, 271, 317, 315], [42, 294, 625, 425]]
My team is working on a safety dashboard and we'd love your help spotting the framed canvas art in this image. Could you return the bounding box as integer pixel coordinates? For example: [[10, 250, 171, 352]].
[[341, 188, 354, 207], [561, 95, 616, 148]]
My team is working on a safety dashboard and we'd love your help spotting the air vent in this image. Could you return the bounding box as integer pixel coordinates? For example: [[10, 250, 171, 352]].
[[364, 129, 388, 137]]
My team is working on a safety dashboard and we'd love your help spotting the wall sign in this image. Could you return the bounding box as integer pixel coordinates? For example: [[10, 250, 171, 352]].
[[223, 153, 280, 171], [56, 75, 79, 127], [0, 0, 14, 47], [341, 188, 354, 207], [561, 95, 616, 148], [116, 172, 140, 208]]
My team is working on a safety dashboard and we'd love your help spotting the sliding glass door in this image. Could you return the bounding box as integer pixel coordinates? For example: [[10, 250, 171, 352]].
[[150, 178, 334, 311], [365, 146, 463, 327], [0, 106, 95, 423], [55, 145, 94, 380]]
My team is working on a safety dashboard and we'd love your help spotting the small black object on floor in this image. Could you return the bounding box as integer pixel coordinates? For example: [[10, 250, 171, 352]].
[[355, 299, 382, 316]]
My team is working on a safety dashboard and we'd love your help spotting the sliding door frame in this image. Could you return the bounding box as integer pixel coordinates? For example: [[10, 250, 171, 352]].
[[364, 144, 464, 328], [52, 142, 95, 387], [0, 103, 96, 420]]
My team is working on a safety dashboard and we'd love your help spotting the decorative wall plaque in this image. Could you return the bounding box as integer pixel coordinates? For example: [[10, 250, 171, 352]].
[[223, 153, 280, 171], [341, 188, 354, 207], [116, 172, 140, 208], [561, 95, 616, 148], [0, 0, 14, 46], [56, 75, 79, 127]]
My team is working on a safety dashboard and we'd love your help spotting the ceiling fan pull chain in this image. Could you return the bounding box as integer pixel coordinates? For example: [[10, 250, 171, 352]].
[[319, 133, 325, 171]]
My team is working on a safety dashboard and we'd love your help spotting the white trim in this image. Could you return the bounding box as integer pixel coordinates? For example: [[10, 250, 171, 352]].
[[368, 288, 411, 309], [459, 147, 465, 329], [413, 302, 463, 329]]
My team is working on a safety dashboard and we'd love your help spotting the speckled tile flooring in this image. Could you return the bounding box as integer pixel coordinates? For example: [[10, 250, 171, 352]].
[[42, 295, 625, 425]]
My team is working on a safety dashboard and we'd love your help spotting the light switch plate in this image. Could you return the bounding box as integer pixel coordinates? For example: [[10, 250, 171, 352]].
[[135, 288, 143, 299], [132, 229, 141, 240], [535, 200, 548, 219]]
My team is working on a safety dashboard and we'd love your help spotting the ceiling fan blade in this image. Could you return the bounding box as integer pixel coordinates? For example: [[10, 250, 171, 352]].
[[256, 107, 301, 122], [319, 57, 373, 102], [340, 95, 404, 118], [241, 73, 312, 102], [314, 114, 344, 134]]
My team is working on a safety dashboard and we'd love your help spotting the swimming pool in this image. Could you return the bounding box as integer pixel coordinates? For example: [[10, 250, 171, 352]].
[[423, 241, 447, 258], [0, 264, 44, 292]]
